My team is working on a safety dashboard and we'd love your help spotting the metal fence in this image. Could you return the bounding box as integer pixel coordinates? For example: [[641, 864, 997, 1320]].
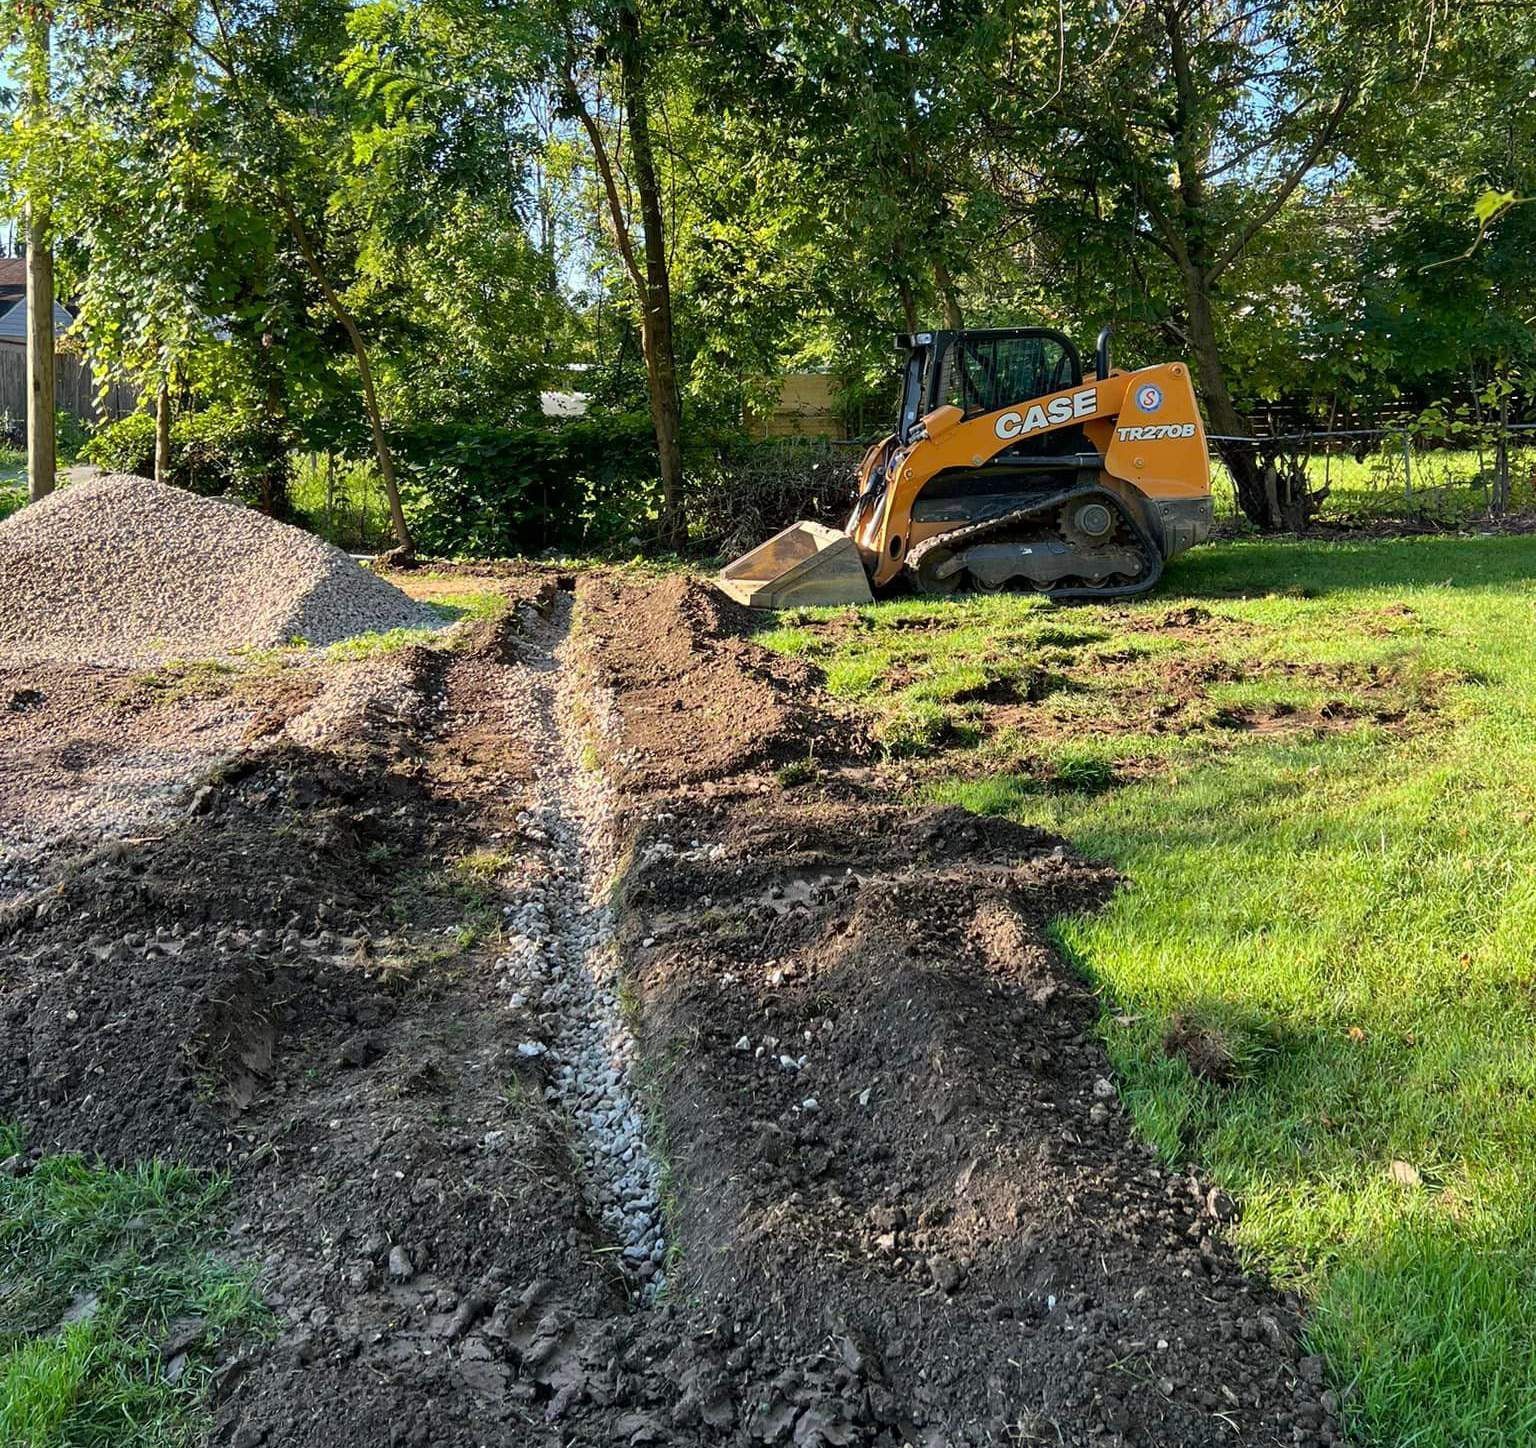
[[1208, 425, 1536, 525], [756, 424, 1536, 530]]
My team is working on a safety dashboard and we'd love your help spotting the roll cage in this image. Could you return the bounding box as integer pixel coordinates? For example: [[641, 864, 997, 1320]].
[[893, 328, 1087, 444]]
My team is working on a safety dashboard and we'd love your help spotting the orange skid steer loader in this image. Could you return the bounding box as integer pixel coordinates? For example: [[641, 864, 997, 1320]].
[[717, 328, 1212, 606]]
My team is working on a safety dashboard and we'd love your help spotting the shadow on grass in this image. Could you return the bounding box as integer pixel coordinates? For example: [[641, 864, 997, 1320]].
[[1157, 531, 1536, 601]]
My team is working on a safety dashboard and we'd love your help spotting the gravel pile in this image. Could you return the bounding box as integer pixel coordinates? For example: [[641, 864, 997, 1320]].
[[0, 474, 437, 665]]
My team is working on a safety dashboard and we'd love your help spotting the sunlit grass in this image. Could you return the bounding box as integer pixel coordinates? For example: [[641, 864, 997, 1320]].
[[759, 534, 1536, 1446], [0, 1131, 264, 1446], [1210, 445, 1536, 525]]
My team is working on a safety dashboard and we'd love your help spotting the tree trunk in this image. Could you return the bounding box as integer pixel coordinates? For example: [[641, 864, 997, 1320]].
[[261, 341, 285, 516], [24, 16, 55, 504], [1492, 384, 1510, 518], [1159, 0, 1269, 529], [276, 195, 412, 555], [1181, 266, 1269, 525], [341, 314, 412, 557], [618, 2, 686, 549], [155, 381, 172, 485], [934, 259, 963, 329]]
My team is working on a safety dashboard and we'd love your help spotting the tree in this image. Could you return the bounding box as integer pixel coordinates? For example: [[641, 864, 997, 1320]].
[[35, 1, 416, 550], [339, 0, 565, 429], [987, 0, 1405, 524], [14, 5, 56, 501], [549, 0, 687, 547], [692, 2, 1025, 339]]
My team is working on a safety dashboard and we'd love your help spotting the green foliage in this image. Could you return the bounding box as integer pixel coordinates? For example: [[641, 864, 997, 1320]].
[[80, 413, 154, 478], [55, 411, 89, 466], [82, 409, 289, 506], [394, 413, 660, 556], [289, 451, 394, 551], [172, 410, 290, 505], [0, 1132, 264, 1446]]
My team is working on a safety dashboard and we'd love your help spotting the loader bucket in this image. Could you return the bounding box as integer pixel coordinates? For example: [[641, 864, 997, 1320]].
[[716, 521, 874, 608]]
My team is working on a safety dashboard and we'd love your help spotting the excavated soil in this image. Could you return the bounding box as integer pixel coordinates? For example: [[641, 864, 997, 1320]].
[[0, 566, 1340, 1446], [575, 574, 866, 787], [569, 577, 1340, 1446]]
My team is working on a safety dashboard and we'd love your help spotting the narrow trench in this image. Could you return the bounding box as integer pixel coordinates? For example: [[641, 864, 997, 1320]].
[[493, 594, 667, 1301]]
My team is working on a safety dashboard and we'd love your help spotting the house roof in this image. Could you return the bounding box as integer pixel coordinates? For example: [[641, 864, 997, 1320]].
[[0, 259, 29, 307], [0, 297, 75, 344]]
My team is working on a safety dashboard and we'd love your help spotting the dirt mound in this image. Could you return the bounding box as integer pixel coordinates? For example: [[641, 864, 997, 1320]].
[[0, 474, 436, 665], [573, 574, 1341, 1446], [576, 573, 865, 785], [0, 706, 445, 1165]]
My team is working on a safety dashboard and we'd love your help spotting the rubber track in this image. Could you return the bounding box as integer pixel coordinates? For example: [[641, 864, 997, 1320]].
[[903, 485, 1164, 600]]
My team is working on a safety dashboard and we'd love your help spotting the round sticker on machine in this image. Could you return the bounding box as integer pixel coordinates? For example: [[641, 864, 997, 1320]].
[[1136, 384, 1163, 413]]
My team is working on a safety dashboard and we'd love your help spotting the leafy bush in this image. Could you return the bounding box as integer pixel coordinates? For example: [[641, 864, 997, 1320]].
[[81, 411, 154, 477], [394, 413, 660, 556], [174, 409, 289, 505], [392, 420, 868, 559], [83, 408, 289, 506], [0, 487, 23, 524]]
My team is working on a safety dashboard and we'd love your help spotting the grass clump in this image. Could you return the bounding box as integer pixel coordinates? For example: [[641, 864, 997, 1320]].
[[432, 847, 517, 950], [1051, 751, 1117, 795], [0, 1130, 263, 1446], [323, 589, 508, 662], [773, 532, 1536, 1446], [775, 756, 820, 787], [877, 700, 967, 757]]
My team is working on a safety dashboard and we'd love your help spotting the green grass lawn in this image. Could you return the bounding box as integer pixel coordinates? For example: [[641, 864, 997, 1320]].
[[758, 535, 1536, 1446], [1211, 445, 1536, 525], [0, 1127, 262, 1445]]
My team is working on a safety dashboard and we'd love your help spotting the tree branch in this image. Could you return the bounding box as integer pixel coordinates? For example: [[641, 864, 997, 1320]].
[[1207, 87, 1356, 283], [559, 59, 646, 301]]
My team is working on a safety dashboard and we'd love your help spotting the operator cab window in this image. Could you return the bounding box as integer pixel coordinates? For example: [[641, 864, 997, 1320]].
[[944, 333, 1079, 417]]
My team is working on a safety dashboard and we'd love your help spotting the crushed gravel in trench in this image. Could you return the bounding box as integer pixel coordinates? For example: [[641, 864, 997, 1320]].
[[494, 594, 667, 1298]]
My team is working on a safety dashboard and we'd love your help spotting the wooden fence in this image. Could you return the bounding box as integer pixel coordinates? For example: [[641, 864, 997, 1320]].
[[0, 344, 137, 427]]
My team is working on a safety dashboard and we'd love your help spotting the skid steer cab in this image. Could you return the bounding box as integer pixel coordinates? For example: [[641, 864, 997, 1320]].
[[717, 326, 1212, 607]]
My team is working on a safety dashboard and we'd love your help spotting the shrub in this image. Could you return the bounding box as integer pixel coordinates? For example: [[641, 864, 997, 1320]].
[[173, 409, 289, 506], [81, 411, 154, 477], [686, 439, 862, 558], [83, 407, 289, 507], [56, 409, 90, 464], [394, 413, 660, 556], [0, 486, 23, 524]]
